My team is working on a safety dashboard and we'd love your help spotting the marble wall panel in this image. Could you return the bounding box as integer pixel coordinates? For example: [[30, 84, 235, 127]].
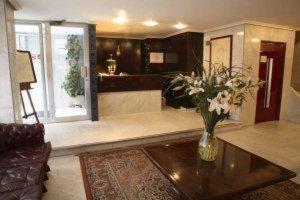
[[150, 91, 162, 111], [203, 24, 245, 121], [98, 90, 161, 117], [291, 32, 300, 91], [0, 1, 16, 123], [242, 24, 296, 124], [203, 23, 297, 124]]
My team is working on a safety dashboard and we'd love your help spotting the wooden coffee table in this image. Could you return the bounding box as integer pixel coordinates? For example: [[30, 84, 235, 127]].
[[142, 138, 296, 200]]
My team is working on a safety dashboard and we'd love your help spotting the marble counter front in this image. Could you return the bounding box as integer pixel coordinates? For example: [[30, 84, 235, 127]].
[[98, 90, 162, 117]]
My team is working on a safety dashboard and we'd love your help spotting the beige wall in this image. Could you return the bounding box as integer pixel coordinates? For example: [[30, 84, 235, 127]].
[[0, 0, 21, 123], [203, 24, 245, 121], [291, 31, 300, 91], [204, 22, 297, 125]]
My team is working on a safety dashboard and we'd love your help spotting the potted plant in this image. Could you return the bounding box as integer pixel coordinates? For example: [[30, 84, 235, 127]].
[[62, 35, 84, 107], [168, 62, 263, 161]]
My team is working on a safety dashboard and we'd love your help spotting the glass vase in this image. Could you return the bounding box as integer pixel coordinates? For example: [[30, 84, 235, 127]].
[[198, 130, 218, 161]]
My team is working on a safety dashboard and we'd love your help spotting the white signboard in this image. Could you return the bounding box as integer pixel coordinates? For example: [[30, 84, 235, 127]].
[[16, 51, 36, 84], [150, 52, 164, 63]]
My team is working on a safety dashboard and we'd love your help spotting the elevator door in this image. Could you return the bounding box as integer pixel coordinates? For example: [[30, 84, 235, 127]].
[[255, 41, 286, 123]]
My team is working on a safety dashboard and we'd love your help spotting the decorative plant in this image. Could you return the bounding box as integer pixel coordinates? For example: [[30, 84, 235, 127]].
[[168, 61, 264, 161], [62, 35, 84, 98]]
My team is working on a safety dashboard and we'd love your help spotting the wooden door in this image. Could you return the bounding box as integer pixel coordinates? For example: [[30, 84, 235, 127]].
[[255, 41, 286, 123]]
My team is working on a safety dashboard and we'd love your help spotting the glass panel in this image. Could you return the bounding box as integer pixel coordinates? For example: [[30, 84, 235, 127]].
[[15, 24, 46, 122], [50, 26, 87, 118]]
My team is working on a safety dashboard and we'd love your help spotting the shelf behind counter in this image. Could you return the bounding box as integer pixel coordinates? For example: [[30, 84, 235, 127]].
[[98, 74, 163, 93]]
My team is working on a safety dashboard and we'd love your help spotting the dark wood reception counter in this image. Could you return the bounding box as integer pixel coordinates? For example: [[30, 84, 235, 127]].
[[98, 74, 162, 93]]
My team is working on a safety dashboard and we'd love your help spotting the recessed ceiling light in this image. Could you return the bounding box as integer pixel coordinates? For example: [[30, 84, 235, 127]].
[[174, 22, 187, 30], [251, 38, 260, 43], [143, 20, 158, 27], [112, 10, 128, 24], [237, 31, 244, 36]]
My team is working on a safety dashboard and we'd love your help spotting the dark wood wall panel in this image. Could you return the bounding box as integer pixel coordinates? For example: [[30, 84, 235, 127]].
[[141, 32, 203, 74], [96, 32, 203, 75], [96, 37, 141, 75]]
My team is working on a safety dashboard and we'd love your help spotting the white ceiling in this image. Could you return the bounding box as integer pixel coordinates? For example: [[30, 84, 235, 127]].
[[15, 0, 300, 38]]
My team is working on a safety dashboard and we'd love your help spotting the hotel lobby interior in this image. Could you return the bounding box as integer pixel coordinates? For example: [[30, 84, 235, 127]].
[[1, 0, 300, 199]]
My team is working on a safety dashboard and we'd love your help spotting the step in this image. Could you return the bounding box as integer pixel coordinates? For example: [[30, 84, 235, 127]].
[[50, 121, 243, 157]]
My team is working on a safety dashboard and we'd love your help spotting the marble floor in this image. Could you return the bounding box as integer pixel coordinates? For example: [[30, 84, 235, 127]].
[[218, 120, 300, 184], [43, 120, 300, 200], [45, 107, 235, 150]]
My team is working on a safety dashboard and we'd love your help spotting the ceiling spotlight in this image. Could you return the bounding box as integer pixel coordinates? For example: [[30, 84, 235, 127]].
[[143, 20, 158, 27], [251, 38, 260, 43], [237, 31, 244, 36], [174, 22, 187, 30], [112, 10, 128, 24]]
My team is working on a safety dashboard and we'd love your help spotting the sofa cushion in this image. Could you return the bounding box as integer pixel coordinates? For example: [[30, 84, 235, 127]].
[[0, 142, 51, 168], [0, 186, 42, 200], [0, 124, 45, 152], [0, 164, 43, 193]]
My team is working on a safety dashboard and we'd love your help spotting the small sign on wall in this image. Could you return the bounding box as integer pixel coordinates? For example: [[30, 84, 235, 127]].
[[150, 52, 164, 63], [260, 55, 267, 63]]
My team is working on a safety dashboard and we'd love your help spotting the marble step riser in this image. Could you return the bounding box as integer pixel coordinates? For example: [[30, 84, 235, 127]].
[[50, 123, 243, 157]]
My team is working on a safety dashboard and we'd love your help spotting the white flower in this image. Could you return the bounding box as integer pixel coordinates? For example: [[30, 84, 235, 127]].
[[185, 76, 194, 84], [207, 90, 232, 115], [207, 98, 222, 115], [221, 103, 231, 114], [193, 80, 202, 87], [173, 85, 184, 91], [170, 75, 183, 84], [225, 79, 233, 87], [217, 90, 231, 103], [189, 87, 204, 95], [216, 76, 223, 85]]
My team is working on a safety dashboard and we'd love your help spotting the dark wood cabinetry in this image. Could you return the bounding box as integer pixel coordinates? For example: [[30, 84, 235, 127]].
[[140, 32, 203, 108], [141, 32, 203, 74], [96, 32, 203, 75], [98, 74, 162, 93]]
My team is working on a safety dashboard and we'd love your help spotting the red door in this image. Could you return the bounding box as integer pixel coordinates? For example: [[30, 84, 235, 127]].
[[255, 42, 286, 123]]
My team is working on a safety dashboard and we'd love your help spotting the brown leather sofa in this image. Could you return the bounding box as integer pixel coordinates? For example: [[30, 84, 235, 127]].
[[0, 123, 52, 200]]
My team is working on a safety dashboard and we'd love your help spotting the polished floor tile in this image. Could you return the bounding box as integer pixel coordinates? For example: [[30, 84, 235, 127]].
[[218, 120, 300, 184], [43, 156, 85, 200]]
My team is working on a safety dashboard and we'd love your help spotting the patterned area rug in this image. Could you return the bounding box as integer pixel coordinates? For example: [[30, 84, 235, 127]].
[[80, 149, 300, 200]]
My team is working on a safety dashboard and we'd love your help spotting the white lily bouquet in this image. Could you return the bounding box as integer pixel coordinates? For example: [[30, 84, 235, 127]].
[[169, 63, 263, 161]]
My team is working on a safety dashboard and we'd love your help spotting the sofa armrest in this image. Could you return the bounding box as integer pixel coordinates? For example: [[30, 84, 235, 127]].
[[0, 123, 45, 152]]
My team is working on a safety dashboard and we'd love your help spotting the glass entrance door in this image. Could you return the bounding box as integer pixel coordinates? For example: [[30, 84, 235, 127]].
[[15, 23, 48, 123], [15, 22, 90, 123], [49, 25, 90, 122]]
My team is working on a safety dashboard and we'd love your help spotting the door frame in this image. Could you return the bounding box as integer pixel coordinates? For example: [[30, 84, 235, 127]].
[[255, 40, 286, 123], [47, 23, 91, 123], [15, 21, 49, 123]]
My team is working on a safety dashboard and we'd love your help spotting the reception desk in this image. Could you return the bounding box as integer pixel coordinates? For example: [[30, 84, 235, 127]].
[[98, 74, 162, 117]]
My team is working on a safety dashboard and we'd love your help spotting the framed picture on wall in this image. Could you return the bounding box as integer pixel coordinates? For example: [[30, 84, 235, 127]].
[[210, 35, 232, 68], [150, 52, 164, 63]]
